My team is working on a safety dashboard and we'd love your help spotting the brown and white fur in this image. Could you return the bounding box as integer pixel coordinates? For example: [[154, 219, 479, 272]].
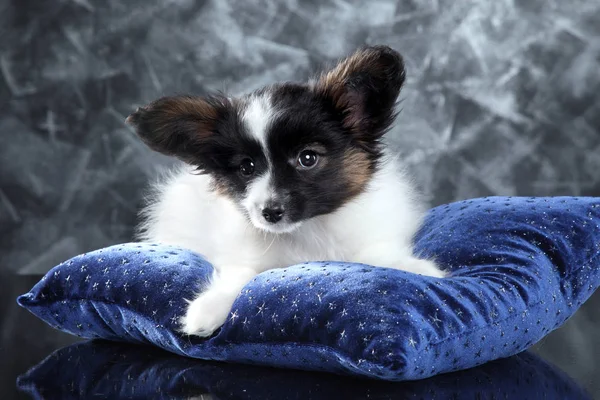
[[126, 46, 446, 337]]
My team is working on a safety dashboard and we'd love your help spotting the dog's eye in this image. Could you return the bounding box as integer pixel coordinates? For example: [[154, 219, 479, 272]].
[[297, 150, 319, 169], [239, 158, 255, 177]]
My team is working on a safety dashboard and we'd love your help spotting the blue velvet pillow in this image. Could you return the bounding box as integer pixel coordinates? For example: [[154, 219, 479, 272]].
[[17, 197, 600, 381], [17, 341, 591, 399]]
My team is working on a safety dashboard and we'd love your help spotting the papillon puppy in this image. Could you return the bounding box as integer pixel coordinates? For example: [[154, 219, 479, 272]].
[[126, 45, 446, 337]]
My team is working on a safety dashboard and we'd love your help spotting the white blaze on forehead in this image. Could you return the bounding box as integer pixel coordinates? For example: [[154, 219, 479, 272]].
[[241, 93, 277, 212], [242, 94, 275, 151], [243, 171, 273, 211], [239, 94, 301, 233]]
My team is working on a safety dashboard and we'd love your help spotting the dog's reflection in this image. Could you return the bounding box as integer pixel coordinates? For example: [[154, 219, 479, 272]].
[[18, 340, 590, 400]]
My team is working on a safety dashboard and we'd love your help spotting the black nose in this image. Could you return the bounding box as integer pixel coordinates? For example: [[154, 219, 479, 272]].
[[262, 206, 284, 223]]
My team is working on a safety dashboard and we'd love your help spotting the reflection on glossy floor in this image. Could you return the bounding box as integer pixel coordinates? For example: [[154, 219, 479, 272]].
[[17, 341, 591, 399]]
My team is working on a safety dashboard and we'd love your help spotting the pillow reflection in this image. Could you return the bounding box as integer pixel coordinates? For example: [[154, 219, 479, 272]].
[[18, 341, 590, 400]]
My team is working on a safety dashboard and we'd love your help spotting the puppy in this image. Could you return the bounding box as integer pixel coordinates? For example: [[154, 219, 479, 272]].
[[126, 45, 446, 337]]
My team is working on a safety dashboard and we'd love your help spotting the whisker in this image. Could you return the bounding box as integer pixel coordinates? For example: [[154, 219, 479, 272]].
[[262, 235, 277, 256]]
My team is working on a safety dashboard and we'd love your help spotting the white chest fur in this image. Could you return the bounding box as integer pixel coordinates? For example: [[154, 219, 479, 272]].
[[139, 156, 425, 272]]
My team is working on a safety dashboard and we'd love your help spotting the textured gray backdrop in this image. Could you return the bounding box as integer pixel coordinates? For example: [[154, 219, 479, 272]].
[[1, 0, 599, 394]]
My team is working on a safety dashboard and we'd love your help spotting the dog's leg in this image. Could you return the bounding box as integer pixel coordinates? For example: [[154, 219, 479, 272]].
[[393, 255, 446, 278], [181, 266, 257, 337], [353, 242, 446, 278]]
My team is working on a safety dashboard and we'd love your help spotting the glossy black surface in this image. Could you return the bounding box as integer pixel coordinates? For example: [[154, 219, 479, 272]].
[[14, 342, 592, 399], [1, 274, 597, 399]]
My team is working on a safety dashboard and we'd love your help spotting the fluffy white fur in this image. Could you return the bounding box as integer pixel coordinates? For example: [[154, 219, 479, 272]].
[[139, 154, 446, 337]]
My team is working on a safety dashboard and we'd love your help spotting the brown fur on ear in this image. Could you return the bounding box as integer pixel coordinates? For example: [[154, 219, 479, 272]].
[[313, 45, 405, 149], [125, 95, 228, 162]]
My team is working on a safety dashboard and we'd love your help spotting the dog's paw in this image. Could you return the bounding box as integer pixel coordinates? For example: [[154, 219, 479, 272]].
[[180, 290, 231, 337], [402, 257, 447, 278]]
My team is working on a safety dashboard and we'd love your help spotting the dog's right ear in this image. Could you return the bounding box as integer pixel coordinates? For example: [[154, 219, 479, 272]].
[[126, 95, 228, 163], [312, 46, 405, 154]]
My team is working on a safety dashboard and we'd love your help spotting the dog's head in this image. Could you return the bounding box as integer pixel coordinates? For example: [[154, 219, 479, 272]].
[[127, 45, 405, 233]]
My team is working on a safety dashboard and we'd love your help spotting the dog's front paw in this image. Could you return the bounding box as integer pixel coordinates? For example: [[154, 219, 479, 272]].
[[403, 257, 447, 278], [180, 290, 231, 337]]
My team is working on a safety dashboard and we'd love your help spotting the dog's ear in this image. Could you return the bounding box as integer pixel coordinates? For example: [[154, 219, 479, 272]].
[[313, 45, 405, 148], [126, 95, 229, 164]]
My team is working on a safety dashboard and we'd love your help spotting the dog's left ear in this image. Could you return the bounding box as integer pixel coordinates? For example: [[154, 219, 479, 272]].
[[125, 95, 230, 166], [313, 45, 405, 148]]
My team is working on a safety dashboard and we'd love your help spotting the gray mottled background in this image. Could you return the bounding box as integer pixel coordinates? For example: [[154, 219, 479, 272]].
[[1, 0, 599, 395]]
